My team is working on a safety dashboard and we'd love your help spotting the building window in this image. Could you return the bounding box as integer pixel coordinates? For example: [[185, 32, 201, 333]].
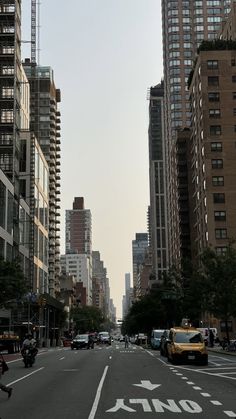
[[209, 109, 220, 118], [207, 60, 218, 69], [211, 142, 222, 151], [212, 176, 224, 186], [215, 228, 227, 239], [234, 109, 236, 116], [233, 92, 236, 100], [216, 247, 227, 256], [210, 125, 221, 135], [211, 159, 223, 169], [208, 76, 219, 86], [214, 211, 226, 221], [232, 75, 236, 83], [213, 193, 225, 203], [208, 92, 219, 102]]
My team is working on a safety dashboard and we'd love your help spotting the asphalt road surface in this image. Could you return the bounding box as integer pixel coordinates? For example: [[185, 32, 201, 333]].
[[0, 342, 236, 419]]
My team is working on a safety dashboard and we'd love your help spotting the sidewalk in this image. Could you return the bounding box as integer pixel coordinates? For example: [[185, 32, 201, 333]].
[[207, 344, 236, 356]]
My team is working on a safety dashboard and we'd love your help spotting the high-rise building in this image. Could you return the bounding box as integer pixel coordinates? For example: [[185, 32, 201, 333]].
[[161, 0, 232, 265], [189, 38, 236, 258], [132, 233, 148, 299], [92, 251, 111, 317], [22, 61, 61, 296], [63, 197, 92, 304], [66, 197, 92, 255], [0, 0, 22, 260], [122, 273, 132, 318], [148, 82, 169, 281]]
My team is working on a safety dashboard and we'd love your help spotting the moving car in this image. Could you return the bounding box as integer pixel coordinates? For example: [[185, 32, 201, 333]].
[[166, 327, 208, 365], [71, 334, 94, 350], [98, 331, 111, 345], [150, 329, 165, 350]]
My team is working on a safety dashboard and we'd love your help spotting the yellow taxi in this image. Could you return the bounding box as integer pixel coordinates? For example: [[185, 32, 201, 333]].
[[166, 326, 208, 365]]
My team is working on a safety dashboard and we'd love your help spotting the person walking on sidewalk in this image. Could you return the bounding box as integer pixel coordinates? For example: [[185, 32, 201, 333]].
[[124, 334, 129, 349], [0, 354, 12, 399]]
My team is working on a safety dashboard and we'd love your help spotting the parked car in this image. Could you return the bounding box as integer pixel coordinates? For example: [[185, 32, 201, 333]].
[[160, 329, 170, 356], [150, 329, 165, 350], [71, 334, 94, 350], [166, 326, 208, 365]]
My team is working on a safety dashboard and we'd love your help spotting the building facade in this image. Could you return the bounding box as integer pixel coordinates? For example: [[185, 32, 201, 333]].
[[132, 233, 148, 299], [161, 0, 232, 265], [22, 60, 61, 297], [189, 45, 236, 258], [60, 253, 92, 305], [148, 82, 169, 281], [65, 197, 92, 255]]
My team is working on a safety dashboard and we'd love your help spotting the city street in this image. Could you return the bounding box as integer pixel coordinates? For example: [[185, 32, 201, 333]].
[[0, 343, 236, 419]]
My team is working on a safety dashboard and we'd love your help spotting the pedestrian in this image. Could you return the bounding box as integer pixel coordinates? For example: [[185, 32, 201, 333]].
[[209, 329, 214, 348], [0, 354, 12, 399], [124, 334, 129, 349]]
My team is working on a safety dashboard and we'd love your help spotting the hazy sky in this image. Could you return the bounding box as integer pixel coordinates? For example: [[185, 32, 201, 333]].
[[22, 0, 163, 318]]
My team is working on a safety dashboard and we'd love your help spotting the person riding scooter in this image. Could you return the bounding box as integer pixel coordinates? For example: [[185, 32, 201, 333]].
[[21, 334, 38, 364]]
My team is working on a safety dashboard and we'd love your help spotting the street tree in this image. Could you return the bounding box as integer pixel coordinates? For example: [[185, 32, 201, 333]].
[[0, 258, 28, 307], [200, 246, 236, 341], [70, 305, 104, 333]]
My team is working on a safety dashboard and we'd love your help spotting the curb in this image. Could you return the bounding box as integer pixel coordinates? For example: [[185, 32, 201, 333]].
[[207, 347, 236, 356]]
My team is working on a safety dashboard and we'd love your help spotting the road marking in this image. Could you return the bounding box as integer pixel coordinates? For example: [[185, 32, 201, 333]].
[[59, 357, 65, 360], [7, 367, 44, 386], [133, 380, 161, 391], [106, 399, 136, 412], [224, 411, 236, 417], [63, 369, 79, 371], [193, 386, 202, 390], [187, 382, 195, 385], [176, 373, 183, 376], [130, 399, 152, 412], [146, 350, 154, 357], [201, 393, 211, 397], [181, 377, 188, 380], [106, 399, 203, 413], [88, 365, 109, 419], [211, 401, 222, 405]]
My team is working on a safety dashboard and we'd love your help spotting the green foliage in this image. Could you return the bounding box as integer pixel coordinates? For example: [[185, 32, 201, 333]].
[[70, 305, 104, 333], [198, 39, 236, 53], [0, 258, 29, 307], [200, 246, 236, 319]]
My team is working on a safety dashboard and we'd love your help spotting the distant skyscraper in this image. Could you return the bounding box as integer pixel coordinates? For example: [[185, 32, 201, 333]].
[[66, 197, 92, 255], [132, 233, 148, 299], [148, 82, 168, 281], [122, 273, 132, 318], [63, 197, 92, 304]]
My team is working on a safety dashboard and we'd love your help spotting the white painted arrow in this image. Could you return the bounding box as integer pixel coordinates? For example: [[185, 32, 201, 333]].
[[133, 380, 161, 391]]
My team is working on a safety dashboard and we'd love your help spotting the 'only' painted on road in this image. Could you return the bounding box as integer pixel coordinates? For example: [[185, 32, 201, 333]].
[[106, 398, 202, 413]]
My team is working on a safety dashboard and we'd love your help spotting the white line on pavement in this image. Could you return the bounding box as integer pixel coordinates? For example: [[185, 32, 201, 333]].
[[7, 367, 44, 386], [224, 411, 236, 417], [59, 357, 65, 360], [88, 365, 109, 419], [211, 401, 222, 406]]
